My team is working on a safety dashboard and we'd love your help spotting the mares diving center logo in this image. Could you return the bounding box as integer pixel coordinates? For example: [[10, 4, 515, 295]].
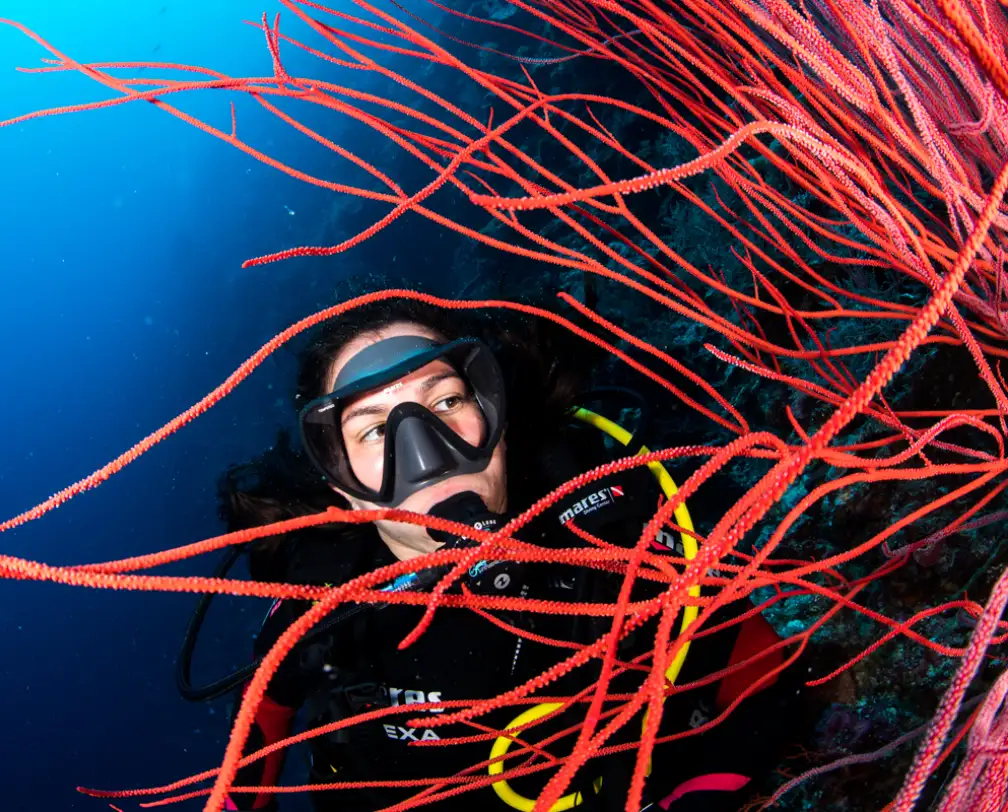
[[558, 484, 624, 525]]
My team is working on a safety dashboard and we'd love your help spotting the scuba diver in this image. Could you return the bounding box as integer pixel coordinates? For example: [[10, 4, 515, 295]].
[[183, 297, 805, 812]]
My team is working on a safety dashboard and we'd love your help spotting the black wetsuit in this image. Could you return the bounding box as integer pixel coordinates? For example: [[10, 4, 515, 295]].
[[227, 427, 801, 812]]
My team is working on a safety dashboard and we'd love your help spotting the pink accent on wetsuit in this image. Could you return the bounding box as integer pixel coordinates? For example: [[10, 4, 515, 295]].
[[659, 772, 751, 809]]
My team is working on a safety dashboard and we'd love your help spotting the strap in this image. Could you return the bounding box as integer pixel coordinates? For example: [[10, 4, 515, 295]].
[[226, 690, 296, 811]]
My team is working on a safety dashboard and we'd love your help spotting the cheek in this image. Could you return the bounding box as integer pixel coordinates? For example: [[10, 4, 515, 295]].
[[448, 405, 487, 446], [484, 444, 508, 512], [347, 444, 385, 491]]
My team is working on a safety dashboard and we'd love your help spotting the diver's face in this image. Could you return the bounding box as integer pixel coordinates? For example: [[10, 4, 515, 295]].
[[325, 321, 507, 560]]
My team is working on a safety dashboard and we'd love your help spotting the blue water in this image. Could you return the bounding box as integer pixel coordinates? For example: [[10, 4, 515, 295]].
[[0, 2, 454, 809]]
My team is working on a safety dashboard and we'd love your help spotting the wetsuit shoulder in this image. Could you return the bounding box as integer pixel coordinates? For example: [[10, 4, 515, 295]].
[[227, 526, 383, 811], [253, 525, 382, 704]]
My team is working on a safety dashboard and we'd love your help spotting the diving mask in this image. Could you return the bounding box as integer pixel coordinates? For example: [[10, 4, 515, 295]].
[[299, 335, 506, 506]]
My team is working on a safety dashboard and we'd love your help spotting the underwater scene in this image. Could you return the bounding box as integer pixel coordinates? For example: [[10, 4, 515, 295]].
[[2, 1, 1008, 811]]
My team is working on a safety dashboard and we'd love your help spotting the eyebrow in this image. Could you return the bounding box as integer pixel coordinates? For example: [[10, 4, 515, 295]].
[[340, 370, 461, 427]]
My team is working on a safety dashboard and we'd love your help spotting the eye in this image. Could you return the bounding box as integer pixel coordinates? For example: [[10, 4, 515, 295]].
[[359, 423, 386, 443], [432, 394, 467, 413]]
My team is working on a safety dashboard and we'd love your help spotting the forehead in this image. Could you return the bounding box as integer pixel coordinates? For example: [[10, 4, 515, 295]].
[[325, 321, 444, 393]]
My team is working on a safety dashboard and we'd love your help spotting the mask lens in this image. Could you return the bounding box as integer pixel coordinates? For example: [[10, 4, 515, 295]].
[[301, 400, 355, 487], [339, 394, 391, 494]]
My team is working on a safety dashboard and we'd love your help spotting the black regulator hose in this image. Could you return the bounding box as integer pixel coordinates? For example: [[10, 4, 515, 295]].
[[175, 544, 253, 702], [176, 539, 378, 703]]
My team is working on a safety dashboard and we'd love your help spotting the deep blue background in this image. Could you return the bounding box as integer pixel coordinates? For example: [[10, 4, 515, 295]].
[[0, 2, 456, 809]]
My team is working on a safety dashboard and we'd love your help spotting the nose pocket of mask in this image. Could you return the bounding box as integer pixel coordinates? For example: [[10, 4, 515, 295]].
[[393, 413, 458, 484]]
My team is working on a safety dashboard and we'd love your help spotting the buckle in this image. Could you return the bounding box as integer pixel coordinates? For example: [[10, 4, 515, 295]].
[[341, 681, 388, 713]]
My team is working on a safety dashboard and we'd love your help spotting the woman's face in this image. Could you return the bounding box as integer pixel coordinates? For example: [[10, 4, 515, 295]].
[[324, 321, 507, 560]]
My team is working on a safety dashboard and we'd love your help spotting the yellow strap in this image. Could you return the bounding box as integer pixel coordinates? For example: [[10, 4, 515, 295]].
[[489, 406, 701, 810]]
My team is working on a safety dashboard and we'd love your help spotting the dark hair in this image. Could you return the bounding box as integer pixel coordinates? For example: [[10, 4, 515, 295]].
[[217, 296, 599, 578]]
